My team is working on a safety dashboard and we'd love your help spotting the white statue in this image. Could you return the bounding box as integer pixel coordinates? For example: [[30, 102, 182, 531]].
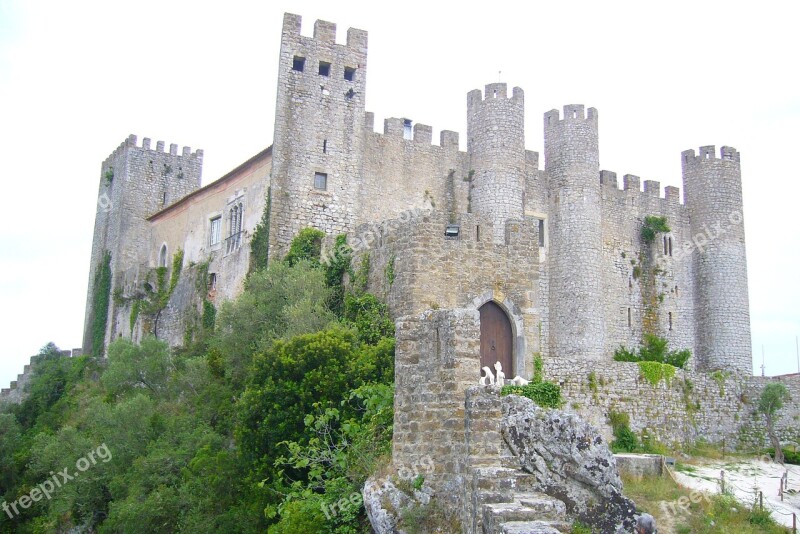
[[479, 366, 495, 386], [494, 361, 506, 385], [510, 375, 529, 386]]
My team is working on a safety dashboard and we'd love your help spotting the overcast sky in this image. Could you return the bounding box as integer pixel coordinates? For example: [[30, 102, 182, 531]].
[[1, 0, 798, 386]]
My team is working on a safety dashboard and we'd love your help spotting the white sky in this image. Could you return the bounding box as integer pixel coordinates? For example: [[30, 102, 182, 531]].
[[1, 0, 798, 386]]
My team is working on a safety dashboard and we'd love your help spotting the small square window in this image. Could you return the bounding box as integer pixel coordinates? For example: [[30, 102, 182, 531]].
[[210, 216, 222, 245], [344, 66, 355, 81], [314, 172, 328, 191], [319, 61, 330, 76], [292, 56, 305, 72]]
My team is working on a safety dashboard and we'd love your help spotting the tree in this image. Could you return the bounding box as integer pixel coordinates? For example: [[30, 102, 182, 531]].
[[758, 382, 791, 464]]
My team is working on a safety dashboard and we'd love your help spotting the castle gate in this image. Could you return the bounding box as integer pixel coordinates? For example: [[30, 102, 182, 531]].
[[479, 302, 513, 377]]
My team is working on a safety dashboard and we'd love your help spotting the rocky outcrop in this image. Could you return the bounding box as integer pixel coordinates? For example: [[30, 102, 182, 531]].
[[363, 475, 434, 534], [501, 394, 637, 533]]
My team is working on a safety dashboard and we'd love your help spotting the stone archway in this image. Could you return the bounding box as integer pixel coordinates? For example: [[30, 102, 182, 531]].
[[472, 291, 528, 380], [479, 301, 513, 377]]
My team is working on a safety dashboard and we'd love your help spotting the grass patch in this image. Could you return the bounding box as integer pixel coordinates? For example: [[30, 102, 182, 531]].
[[622, 474, 789, 533]]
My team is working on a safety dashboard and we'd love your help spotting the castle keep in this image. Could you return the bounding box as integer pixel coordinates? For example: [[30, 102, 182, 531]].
[[62, 12, 799, 531]]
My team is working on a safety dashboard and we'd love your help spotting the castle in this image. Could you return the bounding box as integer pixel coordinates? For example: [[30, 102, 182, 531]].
[[67, 12, 798, 530]]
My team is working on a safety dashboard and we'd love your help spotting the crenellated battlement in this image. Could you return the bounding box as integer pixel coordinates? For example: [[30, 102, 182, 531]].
[[365, 113, 462, 150], [544, 104, 598, 127], [600, 170, 683, 204], [467, 83, 524, 113], [282, 13, 367, 50], [681, 145, 740, 167], [102, 134, 203, 168]]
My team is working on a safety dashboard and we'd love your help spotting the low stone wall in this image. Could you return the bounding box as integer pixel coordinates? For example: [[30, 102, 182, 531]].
[[545, 356, 800, 450]]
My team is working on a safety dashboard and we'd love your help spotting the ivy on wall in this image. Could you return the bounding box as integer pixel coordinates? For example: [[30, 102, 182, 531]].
[[91, 251, 113, 357], [249, 187, 271, 274]]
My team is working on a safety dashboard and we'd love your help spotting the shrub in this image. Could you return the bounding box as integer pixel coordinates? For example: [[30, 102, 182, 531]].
[[613, 334, 690, 369], [500, 382, 562, 409]]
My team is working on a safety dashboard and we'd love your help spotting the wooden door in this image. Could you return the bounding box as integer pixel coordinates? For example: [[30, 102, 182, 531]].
[[479, 302, 513, 379]]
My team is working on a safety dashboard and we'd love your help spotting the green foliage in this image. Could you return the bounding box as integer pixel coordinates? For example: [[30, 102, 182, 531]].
[[758, 382, 790, 417], [130, 299, 141, 332], [587, 371, 598, 393], [532, 353, 544, 383], [213, 260, 335, 390], [613, 333, 690, 368], [270, 384, 393, 532], [285, 227, 325, 266], [765, 447, 800, 465], [0, 237, 398, 532], [571, 521, 592, 534], [202, 299, 216, 330], [640, 215, 670, 243], [236, 326, 394, 478], [608, 409, 638, 452], [104, 167, 114, 185], [384, 254, 396, 286], [92, 251, 113, 357], [710, 370, 729, 396], [500, 382, 562, 409], [343, 293, 395, 344], [638, 361, 676, 386], [250, 187, 271, 273], [324, 234, 352, 317], [353, 253, 370, 293]]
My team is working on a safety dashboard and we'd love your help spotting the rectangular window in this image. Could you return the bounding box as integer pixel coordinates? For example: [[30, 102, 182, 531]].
[[344, 66, 355, 81], [209, 273, 217, 290], [538, 219, 545, 247], [319, 61, 330, 76], [210, 216, 221, 245], [292, 56, 305, 71], [314, 172, 328, 191]]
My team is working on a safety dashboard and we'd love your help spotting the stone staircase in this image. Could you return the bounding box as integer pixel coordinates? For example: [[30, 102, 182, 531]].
[[465, 387, 572, 533]]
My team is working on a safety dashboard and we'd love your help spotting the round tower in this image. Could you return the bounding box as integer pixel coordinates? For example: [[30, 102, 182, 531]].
[[467, 83, 525, 243], [544, 105, 605, 359], [682, 146, 751, 374]]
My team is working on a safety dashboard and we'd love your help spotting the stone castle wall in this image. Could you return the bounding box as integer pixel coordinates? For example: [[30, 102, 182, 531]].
[[545, 357, 800, 449], [355, 211, 541, 378], [83, 135, 202, 354]]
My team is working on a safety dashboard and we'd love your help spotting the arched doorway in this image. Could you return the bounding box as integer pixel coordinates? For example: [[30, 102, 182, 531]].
[[479, 301, 513, 378]]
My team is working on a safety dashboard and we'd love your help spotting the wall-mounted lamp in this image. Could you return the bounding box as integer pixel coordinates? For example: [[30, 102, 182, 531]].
[[445, 224, 460, 238]]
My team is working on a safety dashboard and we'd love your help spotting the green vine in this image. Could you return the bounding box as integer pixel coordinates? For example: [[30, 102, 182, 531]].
[[710, 370, 729, 397], [384, 254, 396, 286], [640, 215, 670, 244], [637, 361, 676, 387], [354, 253, 370, 293], [324, 234, 352, 317], [249, 187, 271, 274], [91, 251, 113, 357], [284, 227, 324, 266], [129, 300, 140, 332], [103, 167, 114, 186], [532, 353, 544, 383]]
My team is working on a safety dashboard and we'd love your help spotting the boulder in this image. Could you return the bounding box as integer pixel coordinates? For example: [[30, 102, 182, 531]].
[[501, 394, 637, 533]]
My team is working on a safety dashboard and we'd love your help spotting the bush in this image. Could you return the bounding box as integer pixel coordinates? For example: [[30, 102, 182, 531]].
[[285, 228, 325, 266], [500, 382, 562, 409], [613, 334, 690, 369], [609, 410, 638, 452]]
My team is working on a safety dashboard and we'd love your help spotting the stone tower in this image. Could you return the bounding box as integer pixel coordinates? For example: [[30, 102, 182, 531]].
[[682, 146, 751, 373], [544, 105, 605, 359], [82, 135, 202, 355], [467, 83, 526, 243], [268, 13, 368, 257]]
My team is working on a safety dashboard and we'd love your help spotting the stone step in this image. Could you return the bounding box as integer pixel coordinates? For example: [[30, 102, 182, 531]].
[[498, 520, 568, 534], [513, 493, 566, 518], [481, 495, 569, 534]]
